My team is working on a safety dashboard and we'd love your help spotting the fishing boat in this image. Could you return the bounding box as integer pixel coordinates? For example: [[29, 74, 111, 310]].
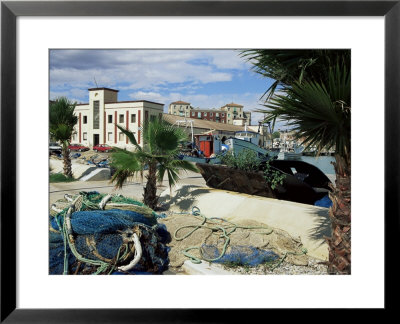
[[225, 126, 278, 159], [276, 129, 304, 160], [175, 119, 224, 164], [277, 145, 304, 160]]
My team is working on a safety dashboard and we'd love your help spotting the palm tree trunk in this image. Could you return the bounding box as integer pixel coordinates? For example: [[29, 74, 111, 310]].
[[62, 146, 73, 178], [143, 162, 158, 209], [327, 154, 351, 274]]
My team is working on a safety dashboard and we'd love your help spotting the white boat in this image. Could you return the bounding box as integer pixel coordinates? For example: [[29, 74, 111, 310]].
[[277, 145, 304, 160], [225, 127, 278, 159]]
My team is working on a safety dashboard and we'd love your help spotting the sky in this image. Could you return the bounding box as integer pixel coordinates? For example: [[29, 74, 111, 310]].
[[49, 49, 279, 126]]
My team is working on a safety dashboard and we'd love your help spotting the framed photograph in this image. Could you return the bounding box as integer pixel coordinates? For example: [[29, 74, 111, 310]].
[[1, 0, 397, 321]]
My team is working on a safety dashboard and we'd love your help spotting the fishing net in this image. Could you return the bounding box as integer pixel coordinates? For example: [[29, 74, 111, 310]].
[[49, 191, 170, 275], [160, 209, 309, 268], [201, 245, 279, 267]]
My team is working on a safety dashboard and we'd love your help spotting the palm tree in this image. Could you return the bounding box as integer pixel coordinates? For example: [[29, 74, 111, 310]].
[[242, 50, 351, 274], [110, 119, 199, 210], [49, 97, 78, 178]]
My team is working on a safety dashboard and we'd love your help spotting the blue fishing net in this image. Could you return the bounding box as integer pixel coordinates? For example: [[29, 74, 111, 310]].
[[201, 245, 279, 267], [50, 209, 157, 234], [49, 193, 170, 275]]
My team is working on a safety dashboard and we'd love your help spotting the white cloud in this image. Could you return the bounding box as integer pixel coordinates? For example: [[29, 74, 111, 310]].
[[49, 49, 248, 91]]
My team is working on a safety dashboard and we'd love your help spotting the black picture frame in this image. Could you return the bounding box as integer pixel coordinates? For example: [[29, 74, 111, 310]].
[[1, 0, 397, 322]]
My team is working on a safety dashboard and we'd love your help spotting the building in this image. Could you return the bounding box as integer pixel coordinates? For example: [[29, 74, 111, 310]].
[[163, 113, 247, 140], [168, 100, 251, 125], [72, 88, 164, 149], [221, 103, 251, 126], [188, 109, 227, 123], [168, 101, 192, 117]]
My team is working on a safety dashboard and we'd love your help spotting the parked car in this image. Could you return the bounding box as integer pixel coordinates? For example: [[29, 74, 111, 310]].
[[49, 142, 62, 155], [93, 144, 113, 153], [68, 143, 89, 152]]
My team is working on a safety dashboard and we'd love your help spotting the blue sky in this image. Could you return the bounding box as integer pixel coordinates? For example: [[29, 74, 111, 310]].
[[49, 49, 277, 125]]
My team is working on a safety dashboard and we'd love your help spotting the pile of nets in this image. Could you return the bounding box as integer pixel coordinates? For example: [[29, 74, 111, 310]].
[[49, 191, 170, 275], [160, 207, 309, 269]]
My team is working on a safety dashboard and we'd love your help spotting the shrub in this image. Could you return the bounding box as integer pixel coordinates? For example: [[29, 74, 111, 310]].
[[218, 149, 285, 190], [218, 149, 261, 172], [49, 173, 75, 183]]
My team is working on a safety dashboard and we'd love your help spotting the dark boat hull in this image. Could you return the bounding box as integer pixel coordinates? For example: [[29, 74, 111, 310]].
[[196, 160, 331, 205]]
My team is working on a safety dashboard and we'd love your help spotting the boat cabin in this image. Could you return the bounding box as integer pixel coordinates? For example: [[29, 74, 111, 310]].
[[194, 133, 223, 157], [234, 131, 262, 146]]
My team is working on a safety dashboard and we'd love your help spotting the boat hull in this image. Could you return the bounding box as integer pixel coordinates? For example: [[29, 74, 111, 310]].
[[196, 160, 331, 205], [179, 155, 221, 164], [226, 137, 278, 158]]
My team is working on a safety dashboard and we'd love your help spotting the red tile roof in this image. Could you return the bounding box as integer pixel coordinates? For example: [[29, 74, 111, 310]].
[[171, 101, 191, 105], [224, 102, 243, 107]]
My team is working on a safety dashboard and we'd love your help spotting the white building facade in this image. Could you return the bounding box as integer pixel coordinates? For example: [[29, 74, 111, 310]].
[[168, 101, 192, 117], [73, 88, 164, 149]]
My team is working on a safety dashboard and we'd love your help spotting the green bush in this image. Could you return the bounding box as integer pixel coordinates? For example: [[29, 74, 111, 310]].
[[218, 149, 285, 190], [218, 149, 261, 172], [49, 173, 75, 183], [262, 162, 286, 190]]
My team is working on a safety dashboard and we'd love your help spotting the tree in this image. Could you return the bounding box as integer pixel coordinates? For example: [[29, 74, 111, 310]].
[[242, 49, 351, 274], [49, 97, 78, 178], [110, 119, 199, 210]]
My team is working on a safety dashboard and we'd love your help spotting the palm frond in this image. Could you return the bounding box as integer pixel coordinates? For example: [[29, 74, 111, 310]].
[[263, 65, 350, 161], [116, 125, 141, 150]]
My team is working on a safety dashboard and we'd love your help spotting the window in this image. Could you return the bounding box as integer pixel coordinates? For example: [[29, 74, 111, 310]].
[[83, 132, 87, 140], [108, 115, 112, 123], [205, 112, 208, 116], [119, 132, 124, 141], [108, 132, 113, 141], [93, 101, 99, 129], [191, 112, 195, 117], [216, 113, 219, 117], [119, 114, 124, 123], [131, 114, 136, 123], [83, 116, 87, 124], [197, 112, 201, 118], [210, 113, 213, 117]]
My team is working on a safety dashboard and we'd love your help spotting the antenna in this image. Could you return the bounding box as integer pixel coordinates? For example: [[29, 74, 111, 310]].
[[94, 77, 99, 88]]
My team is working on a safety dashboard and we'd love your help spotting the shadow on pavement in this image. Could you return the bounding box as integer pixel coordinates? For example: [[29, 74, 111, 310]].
[[158, 185, 211, 211]]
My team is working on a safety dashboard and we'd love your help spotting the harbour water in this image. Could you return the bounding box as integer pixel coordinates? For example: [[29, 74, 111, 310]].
[[300, 155, 335, 175]]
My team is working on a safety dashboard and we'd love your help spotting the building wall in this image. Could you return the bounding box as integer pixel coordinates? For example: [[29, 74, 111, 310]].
[[73, 89, 164, 149], [168, 102, 192, 117], [189, 110, 227, 123]]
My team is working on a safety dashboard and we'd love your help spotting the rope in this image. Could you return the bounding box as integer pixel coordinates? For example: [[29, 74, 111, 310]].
[[173, 206, 274, 264], [56, 195, 145, 275]]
